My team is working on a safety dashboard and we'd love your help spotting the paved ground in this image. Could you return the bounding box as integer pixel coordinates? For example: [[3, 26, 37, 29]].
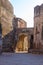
[[0, 53, 43, 65]]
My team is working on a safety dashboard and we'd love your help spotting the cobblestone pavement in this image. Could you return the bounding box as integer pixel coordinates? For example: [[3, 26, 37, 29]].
[[0, 53, 43, 65]]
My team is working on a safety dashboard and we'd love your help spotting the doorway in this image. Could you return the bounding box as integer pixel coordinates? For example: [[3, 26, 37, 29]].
[[15, 34, 29, 53], [30, 35, 33, 49]]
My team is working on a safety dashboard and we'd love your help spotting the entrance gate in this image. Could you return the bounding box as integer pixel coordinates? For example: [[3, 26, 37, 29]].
[[15, 34, 30, 53]]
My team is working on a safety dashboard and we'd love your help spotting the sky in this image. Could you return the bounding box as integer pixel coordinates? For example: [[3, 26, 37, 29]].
[[9, 0, 43, 28]]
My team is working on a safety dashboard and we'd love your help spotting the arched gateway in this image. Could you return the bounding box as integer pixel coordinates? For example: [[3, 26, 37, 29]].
[[15, 33, 30, 53], [13, 28, 33, 53]]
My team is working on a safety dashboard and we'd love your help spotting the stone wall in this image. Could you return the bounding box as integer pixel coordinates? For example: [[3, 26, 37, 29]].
[[0, 0, 34, 52], [12, 17, 34, 52], [13, 18, 27, 29], [2, 30, 14, 52], [34, 4, 43, 49], [0, 0, 14, 37], [0, 0, 14, 51], [17, 18, 27, 28]]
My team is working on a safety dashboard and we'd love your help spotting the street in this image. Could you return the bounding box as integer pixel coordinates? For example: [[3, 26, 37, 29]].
[[0, 53, 43, 65]]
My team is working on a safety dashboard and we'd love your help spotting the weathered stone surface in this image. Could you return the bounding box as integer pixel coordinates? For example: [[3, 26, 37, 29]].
[[0, 0, 13, 14], [34, 4, 43, 49], [0, 0, 14, 37], [0, 0, 34, 52], [12, 18, 27, 29], [13, 17, 34, 52], [0, 0, 14, 52]]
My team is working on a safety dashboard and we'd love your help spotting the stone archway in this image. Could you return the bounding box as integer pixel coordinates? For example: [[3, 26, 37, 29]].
[[15, 34, 30, 53]]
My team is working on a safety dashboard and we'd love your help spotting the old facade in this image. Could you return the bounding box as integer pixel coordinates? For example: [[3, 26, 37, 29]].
[[0, 0, 34, 52], [0, 0, 14, 52], [12, 17, 34, 52], [0, 0, 14, 37], [34, 4, 43, 49], [0, 0, 34, 53], [2, 0, 43, 53]]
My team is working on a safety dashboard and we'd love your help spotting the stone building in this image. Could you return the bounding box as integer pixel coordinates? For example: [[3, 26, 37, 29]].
[[15, 28, 33, 53], [0, 0, 14, 37], [0, 0, 14, 51], [34, 4, 43, 49], [0, 0, 34, 52], [13, 17, 34, 53]]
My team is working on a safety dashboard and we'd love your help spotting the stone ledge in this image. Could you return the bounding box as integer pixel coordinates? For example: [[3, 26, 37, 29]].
[[29, 49, 43, 54]]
